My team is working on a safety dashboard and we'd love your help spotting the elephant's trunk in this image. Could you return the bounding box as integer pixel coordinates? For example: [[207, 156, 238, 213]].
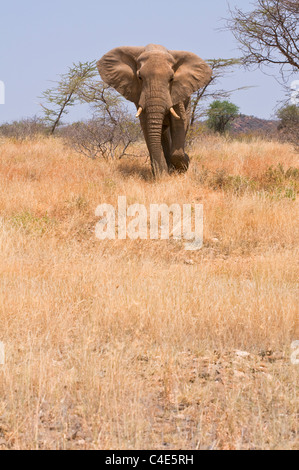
[[145, 99, 168, 176]]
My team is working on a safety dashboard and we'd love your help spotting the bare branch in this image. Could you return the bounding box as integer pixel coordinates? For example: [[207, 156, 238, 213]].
[[226, 0, 299, 80]]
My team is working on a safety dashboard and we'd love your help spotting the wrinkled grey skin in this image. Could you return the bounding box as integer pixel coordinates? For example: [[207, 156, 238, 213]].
[[97, 44, 212, 177]]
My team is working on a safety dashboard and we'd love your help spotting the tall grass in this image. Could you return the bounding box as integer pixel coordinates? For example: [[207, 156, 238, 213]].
[[0, 136, 298, 449]]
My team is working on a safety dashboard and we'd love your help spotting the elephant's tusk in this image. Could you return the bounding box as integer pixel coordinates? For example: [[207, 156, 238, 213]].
[[170, 107, 180, 120], [136, 107, 143, 117]]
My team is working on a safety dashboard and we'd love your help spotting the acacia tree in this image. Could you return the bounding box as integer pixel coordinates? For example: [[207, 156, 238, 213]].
[[41, 61, 98, 134], [207, 100, 239, 134], [277, 104, 299, 145], [278, 104, 299, 126], [226, 0, 299, 79], [40, 61, 141, 158]]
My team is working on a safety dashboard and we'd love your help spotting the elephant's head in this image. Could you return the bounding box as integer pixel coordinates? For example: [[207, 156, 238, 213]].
[[97, 44, 212, 174]]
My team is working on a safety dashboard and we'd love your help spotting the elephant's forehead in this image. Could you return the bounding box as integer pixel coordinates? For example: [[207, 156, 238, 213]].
[[144, 44, 168, 52], [138, 51, 175, 67]]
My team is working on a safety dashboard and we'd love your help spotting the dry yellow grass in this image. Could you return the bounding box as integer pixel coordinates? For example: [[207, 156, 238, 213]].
[[0, 135, 298, 450]]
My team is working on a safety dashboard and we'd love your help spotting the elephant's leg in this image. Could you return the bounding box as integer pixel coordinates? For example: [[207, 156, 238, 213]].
[[161, 126, 173, 170], [169, 102, 190, 173]]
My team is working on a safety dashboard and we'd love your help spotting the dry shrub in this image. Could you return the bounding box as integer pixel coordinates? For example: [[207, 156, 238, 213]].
[[0, 117, 49, 141], [61, 117, 142, 160]]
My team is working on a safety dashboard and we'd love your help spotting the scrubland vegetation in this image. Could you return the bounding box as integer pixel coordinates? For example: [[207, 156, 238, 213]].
[[0, 135, 298, 449]]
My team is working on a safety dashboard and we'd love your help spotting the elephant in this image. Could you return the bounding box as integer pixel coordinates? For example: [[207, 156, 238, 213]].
[[97, 44, 212, 177]]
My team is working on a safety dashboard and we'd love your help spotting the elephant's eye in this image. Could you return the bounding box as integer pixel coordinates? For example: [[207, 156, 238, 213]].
[[138, 73, 142, 80], [170, 77, 174, 82]]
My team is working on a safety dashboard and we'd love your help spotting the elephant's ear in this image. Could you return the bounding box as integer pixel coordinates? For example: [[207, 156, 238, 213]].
[[169, 51, 212, 105], [97, 47, 145, 104]]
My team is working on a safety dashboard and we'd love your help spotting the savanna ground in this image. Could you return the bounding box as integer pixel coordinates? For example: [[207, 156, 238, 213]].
[[0, 134, 298, 450]]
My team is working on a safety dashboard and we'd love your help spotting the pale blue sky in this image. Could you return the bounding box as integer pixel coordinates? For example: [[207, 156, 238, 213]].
[[0, 0, 294, 123]]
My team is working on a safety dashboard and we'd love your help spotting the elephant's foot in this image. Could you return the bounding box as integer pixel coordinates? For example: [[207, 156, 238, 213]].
[[168, 152, 190, 173], [151, 157, 169, 178]]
